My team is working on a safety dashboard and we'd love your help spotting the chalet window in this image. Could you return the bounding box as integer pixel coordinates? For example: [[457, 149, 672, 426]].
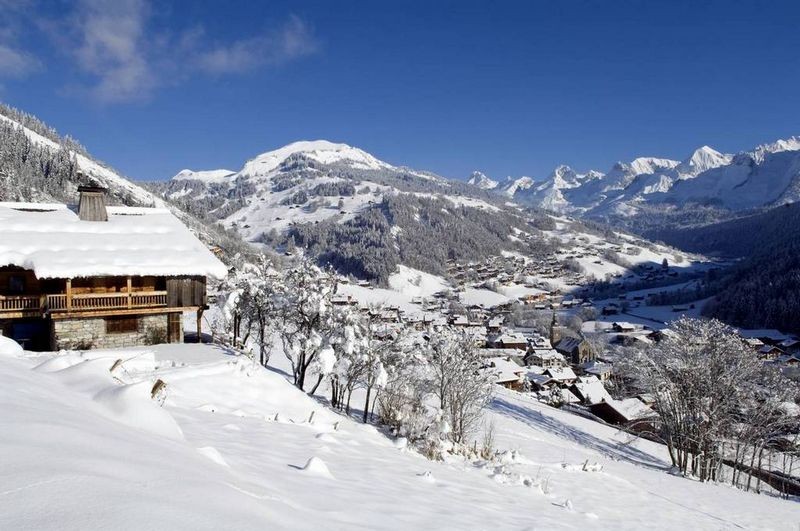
[[8, 275, 25, 294], [106, 316, 139, 334]]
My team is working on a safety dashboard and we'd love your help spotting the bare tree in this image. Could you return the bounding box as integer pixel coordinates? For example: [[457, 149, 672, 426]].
[[623, 318, 799, 486], [428, 329, 494, 444]]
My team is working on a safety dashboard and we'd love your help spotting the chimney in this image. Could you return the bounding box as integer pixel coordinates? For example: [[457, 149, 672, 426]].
[[77, 185, 108, 222]]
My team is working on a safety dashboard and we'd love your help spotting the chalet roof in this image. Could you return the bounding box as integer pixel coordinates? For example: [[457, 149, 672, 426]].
[[598, 398, 656, 422], [529, 349, 564, 361], [0, 203, 227, 279], [570, 376, 612, 405], [543, 366, 577, 382], [489, 331, 528, 345], [485, 357, 524, 384]]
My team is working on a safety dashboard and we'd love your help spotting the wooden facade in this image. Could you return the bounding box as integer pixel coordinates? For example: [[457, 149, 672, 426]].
[[0, 267, 208, 350]]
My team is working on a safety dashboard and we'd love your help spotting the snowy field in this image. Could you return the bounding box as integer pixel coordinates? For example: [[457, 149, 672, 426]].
[[2, 336, 798, 530]]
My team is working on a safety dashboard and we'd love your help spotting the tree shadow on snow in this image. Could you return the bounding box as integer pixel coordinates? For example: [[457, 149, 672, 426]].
[[491, 397, 667, 471]]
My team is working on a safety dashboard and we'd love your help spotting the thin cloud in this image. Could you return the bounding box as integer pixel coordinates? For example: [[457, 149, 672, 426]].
[[0, 0, 42, 79], [0, 43, 41, 78], [194, 16, 317, 75], [50, 1, 318, 104], [66, 0, 155, 103]]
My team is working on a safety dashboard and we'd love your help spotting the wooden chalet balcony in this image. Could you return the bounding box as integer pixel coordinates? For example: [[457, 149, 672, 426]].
[[0, 294, 41, 313], [0, 291, 168, 316]]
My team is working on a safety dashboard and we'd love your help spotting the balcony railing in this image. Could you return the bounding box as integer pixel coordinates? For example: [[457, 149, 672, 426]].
[[0, 295, 41, 312], [0, 291, 168, 314]]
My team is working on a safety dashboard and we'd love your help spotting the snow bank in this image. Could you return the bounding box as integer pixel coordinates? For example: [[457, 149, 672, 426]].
[[94, 380, 184, 440], [0, 335, 23, 357], [298, 456, 335, 479]]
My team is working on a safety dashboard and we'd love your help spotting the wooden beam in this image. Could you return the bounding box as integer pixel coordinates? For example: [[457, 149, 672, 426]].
[[49, 306, 202, 320], [126, 276, 132, 309], [66, 278, 72, 311], [196, 308, 204, 343]]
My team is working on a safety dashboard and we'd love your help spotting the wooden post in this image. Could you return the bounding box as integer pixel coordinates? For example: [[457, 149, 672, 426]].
[[196, 308, 204, 343], [126, 276, 132, 309], [66, 278, 72, 311]]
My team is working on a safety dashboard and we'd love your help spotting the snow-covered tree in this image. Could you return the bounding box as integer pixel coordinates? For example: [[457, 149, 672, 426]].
[[623, 318, 799, 485], [275, 260, 338, 391], [237, 256, 281, 366], [427, 329, 494, 445]]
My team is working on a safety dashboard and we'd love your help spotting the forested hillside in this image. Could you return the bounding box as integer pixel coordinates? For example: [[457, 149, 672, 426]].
[[282, 194, 557, 281], [704, 237, 800, 334], [646, 203, 800, 257]]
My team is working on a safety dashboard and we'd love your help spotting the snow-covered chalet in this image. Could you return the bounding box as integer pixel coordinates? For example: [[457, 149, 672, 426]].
[[0, 186, 227, 350]]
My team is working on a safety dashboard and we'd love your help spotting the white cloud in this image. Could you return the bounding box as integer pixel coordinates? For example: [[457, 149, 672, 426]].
[[195, 15, 317, 75], [64, 0, 155, 103], [0, 0, 41, 79], [0, 43, 40, 78], [55, 1, 318, 104]]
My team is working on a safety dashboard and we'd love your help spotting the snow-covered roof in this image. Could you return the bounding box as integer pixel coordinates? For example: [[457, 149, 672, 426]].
[[529, 349, 564, 361], [603, 398, 656, 422], [490, 332, 527, 345], [571, 377, 612, 405], [485, 357, 524, 384], [581, 361, 613, 376], [544, 367, 577, 382], [0, 203, 228, 279]]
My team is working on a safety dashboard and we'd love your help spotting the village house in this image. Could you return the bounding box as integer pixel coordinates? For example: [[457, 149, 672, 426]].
[[741, 337, 765, 350], [554, 335, 594, 365], [578, 360, 613, 381], [589, 398, 656, 430], [524, 348, 566, 369], [542, 366, 577, 386], [611, 321, 638, 333], [758, 344, 784, 361], [487, 331, 528, 350], [0, 188, 227, 351], [569, 375, 612, 405], [779, 339, 800, 355], [484, 356, 526, 390]]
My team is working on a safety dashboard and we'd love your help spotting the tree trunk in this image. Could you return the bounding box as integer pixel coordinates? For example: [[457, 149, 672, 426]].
[[363, 386, 372, 423], [310, 374, 324, 395]]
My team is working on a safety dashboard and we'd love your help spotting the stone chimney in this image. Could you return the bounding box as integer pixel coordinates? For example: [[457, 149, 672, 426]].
[[77, 185, 108, 222]]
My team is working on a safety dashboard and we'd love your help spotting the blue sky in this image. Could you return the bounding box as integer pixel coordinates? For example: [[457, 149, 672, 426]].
[[1, 0, 799, 181]]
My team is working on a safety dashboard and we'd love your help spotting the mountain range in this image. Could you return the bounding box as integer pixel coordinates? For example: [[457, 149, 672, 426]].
[[474, 138, 800, 224]]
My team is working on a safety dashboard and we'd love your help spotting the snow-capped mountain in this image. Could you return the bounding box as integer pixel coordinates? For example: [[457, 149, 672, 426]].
[[154, 139, 502, 245], [513, 165, 604, 212], [498, 175, 535, 197], [663, 141, 800, 210], [467, 171, 498, 190], [239, 140, 393, 178], [675, 146, 732, 179], [172, 169, 236, 183], [499, 138, 799, 219]]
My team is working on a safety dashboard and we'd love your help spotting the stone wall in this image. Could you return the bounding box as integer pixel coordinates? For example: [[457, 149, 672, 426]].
[[51, 313, 177, 350]]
